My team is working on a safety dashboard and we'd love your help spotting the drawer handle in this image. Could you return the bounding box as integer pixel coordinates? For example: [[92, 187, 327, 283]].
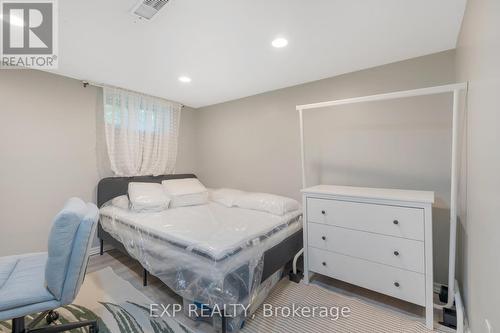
[[393, 220, 399, 225], [393, 250, 400, 256], [322, 262, 327, 266], [394, 281, 400, 288], [321, 210, 326, 215], [321, 236, 326, 241]]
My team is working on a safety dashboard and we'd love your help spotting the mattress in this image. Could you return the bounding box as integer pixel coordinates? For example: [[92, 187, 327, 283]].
[[100, 201, 302, 261], [99, 199, 302, 319]]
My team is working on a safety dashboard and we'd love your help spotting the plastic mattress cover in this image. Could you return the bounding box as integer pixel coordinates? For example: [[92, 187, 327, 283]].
[[99, 199, 302, 316]]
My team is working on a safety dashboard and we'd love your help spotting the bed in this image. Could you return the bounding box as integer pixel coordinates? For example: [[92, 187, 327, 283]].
[[97, 174, 303, 332]]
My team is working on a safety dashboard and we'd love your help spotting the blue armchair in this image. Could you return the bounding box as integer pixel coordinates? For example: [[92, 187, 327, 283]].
[[0, 198, 100, 333]]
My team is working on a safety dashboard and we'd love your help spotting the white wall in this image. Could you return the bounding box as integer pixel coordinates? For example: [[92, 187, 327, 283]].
[[0, 70, 197, 255], [195, 50, 457, 284], [455, 0, 500, 331]]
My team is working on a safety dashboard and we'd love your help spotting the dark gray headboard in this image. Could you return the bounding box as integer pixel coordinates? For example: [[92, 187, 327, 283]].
[[97, 174, 197, 207]]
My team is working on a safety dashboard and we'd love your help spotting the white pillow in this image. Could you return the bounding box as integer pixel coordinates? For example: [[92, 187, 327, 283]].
[[128, 182, 170, 212], [235, 192, 299, 216], [111, 195, 130, 210], [162, 178, 208, 208], [210, 188, 246, 207]]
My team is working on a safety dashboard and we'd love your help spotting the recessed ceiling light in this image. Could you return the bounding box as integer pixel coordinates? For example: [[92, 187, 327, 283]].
[[178, 76, 191, 83], [272, 37, 288, 48]]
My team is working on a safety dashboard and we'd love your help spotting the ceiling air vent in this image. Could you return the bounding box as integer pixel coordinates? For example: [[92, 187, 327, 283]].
[[132, 0, 170, 20]]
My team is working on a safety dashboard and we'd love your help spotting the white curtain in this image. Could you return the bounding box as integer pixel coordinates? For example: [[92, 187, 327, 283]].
[[103, 87, 182, 176]]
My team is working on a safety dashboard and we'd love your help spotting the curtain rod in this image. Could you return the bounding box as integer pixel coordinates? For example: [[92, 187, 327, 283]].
[[82, 80, 185, 108]]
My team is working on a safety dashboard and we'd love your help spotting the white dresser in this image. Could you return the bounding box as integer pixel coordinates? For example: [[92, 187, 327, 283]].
[[302, 185, 434, 329]]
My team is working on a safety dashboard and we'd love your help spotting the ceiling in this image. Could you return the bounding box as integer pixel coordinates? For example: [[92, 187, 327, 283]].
[[54, 0, 467, 108]]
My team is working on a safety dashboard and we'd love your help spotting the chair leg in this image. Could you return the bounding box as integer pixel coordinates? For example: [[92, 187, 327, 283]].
[[12, 317, 25, 333], [26, 311, 50, 330], [221, 309, 227, 333], [99, 239, 104, 255], [27, 320, 98, 333], [45, 311, 59, 325], [143, 268, 148, 287]]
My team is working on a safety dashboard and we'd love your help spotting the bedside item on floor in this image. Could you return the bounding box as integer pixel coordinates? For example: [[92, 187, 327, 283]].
[[301, 185, 434, 329]]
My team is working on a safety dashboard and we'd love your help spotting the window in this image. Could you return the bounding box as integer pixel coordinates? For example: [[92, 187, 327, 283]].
[[103, 87, 181, 176]]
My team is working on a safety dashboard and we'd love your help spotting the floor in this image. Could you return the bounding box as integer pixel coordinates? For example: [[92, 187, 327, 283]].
[[88, 249, 453, 332], [87, 249, 182, 306]]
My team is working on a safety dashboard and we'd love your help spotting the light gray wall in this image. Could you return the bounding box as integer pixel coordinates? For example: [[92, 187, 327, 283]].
[[0, 70, 101, 255], [195, 50, 456, 284], [455, 0, 500, 331], [0, 70, 197, 255], [176, 106, 198, 174]]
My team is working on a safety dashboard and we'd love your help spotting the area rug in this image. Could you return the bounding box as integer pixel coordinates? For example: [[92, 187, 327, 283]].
[[0, 268, 436, 333], [0, 267, 191, 333], [243, 279, 434, 333]]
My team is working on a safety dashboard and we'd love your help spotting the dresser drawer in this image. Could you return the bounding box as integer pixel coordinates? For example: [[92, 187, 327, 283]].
[[308, 223, 425, 273], [306, 198, 424, 240], [308, 247, 425, 305]]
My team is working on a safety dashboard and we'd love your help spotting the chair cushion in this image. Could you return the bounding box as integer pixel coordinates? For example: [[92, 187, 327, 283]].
[[0, 253, 55, 312], [45, 197, 87, 300], [0, 257, 18, 289]]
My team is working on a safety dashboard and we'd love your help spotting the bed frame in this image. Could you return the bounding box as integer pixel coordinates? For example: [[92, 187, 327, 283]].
[[97, 174, 303, 285]]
